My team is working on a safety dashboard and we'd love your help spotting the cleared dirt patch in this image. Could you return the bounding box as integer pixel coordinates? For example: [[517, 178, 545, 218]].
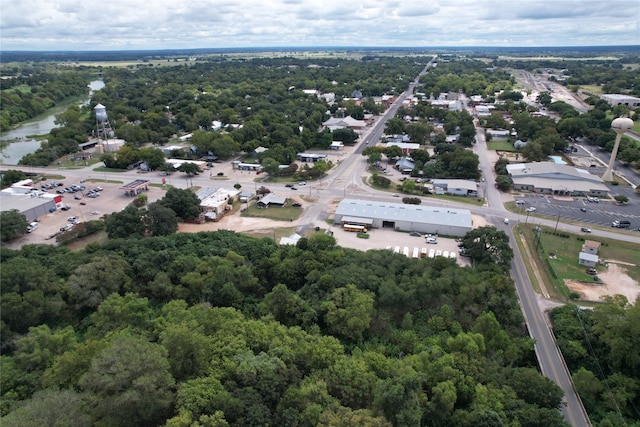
[[565, 262, 640, 302]]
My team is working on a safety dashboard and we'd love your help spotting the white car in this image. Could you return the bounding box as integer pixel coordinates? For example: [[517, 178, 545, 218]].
[[504, 218, 510, 224], [526, 207, 536, 212]]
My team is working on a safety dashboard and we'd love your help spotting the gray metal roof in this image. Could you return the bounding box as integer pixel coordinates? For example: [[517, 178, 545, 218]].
[[335, 199, 472, 228]]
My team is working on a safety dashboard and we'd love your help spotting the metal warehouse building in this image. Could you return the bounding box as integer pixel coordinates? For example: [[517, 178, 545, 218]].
[[334, 199, 473, 237]]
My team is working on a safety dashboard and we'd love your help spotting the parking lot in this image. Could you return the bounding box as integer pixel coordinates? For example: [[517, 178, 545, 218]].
[[331, 226, 472, 267], [11, 180, 165, 247], [514, 194, 640, 230]]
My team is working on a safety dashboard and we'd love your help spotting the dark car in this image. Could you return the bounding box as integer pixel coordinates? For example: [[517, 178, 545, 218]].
[[581, 227, 591, 233], [580, 207, 587, 212], [285, 184, 293, 188], [409, 231, 422, 237], [217, 172, 224, 176]]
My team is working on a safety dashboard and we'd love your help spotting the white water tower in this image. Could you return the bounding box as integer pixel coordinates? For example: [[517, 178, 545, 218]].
[[94, 103, 113, 151]]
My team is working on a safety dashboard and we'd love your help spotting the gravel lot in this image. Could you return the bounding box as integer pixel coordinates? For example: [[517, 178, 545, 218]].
[[331, 226, 472, 267]]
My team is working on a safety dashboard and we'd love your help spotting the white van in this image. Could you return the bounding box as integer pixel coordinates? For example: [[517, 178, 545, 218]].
[[27, 222, 38, 233]]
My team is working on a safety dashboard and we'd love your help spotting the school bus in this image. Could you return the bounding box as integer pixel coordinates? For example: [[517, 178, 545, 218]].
[[343, 224, 367, 233]]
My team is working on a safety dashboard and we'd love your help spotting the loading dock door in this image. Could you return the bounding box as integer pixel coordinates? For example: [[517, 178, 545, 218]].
[[382, 220, 395, 229]]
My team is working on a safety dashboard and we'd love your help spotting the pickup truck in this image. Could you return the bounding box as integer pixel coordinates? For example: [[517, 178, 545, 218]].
[[611, 220, 631, 228]]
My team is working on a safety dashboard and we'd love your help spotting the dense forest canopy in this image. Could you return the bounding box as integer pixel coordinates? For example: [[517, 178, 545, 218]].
[[0, 231, 571, 426]]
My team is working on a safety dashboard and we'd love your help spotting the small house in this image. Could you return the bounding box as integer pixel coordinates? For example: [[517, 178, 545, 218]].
[[582, 240, 601, 255], [578, 252, 599, 268]]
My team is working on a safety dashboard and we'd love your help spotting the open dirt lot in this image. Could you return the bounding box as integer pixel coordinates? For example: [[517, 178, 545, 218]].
[[565, 261, 640, 303]]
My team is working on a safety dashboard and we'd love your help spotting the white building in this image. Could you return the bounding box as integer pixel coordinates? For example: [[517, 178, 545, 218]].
[[601, 94, 640, 108], [432, 179, 478, 196], [334, 199, 473, 237], [506, 162, 609, 196]]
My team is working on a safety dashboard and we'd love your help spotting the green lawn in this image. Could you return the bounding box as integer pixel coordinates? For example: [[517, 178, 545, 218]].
[[241, 202, 302, 222], [519, 224, 640, 299], [424, 193, 485, 206], [487, 141, 515, 151]]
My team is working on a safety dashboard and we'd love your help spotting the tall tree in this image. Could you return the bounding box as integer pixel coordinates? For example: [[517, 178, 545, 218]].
[[322, 284, 374, 342], [461, 226, 513, 271], [0, 210, 29, 242], [159, 187, 201, 221], [79, 335, 175, 427]]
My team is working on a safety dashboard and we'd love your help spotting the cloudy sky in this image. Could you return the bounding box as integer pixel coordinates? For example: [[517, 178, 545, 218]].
[[1, 0, 638, 51]]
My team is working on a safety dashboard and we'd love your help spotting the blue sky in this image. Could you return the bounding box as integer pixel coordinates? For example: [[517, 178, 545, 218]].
[[1, 0, 638, 50]]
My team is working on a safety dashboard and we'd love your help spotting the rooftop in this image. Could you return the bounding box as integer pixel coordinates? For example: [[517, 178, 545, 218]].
[[335, 199, 472, 228]]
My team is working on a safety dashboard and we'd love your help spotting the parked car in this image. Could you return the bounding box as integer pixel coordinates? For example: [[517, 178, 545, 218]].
[[526, 207, 536, 212], [60, 224, 74, 232], [586, 268, 597, 275], [285, 184, 293, 188], [580, 207, 587, 212], [409, 232, 421, 237]]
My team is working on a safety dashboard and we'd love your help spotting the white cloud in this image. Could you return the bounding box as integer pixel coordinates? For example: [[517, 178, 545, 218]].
[[1, 0, 638, 50]]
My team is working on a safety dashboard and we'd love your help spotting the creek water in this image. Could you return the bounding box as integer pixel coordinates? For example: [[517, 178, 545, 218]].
[[0, 80, 105, 165]]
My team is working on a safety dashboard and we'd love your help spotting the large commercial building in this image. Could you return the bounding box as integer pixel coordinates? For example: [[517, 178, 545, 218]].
[[601, 94, 640, 109], [506, 162, 609, 196], [0, 190, 58, 222], [334, 199, 473, 237]]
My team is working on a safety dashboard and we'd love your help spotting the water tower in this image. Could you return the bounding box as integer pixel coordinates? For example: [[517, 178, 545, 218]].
[[94, 103, 113, 151], [602, 117, 634, 182]]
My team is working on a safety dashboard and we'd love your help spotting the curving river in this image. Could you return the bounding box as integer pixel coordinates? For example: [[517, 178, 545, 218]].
[[0, 80, 105, 165]]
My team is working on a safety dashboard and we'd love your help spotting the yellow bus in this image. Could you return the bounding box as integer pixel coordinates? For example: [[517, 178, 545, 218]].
[[343, 224, 367, 233]]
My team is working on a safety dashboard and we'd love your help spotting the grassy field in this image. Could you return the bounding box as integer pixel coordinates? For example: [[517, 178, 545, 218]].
[[424, 194, 485, 207], [488, 141, 515, 151], [518, 223, 640, 301], [580, 85, 603, 95], [241, 202, 302, 222]]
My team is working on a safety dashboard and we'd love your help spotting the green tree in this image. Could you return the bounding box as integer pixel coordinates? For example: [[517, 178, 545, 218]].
[[332, 128, 359, 144], [159, 187, 201, 221], [409, 149, 430, 164], [384, 145, 403, 160], [536, 91, 553, 107], [104, 204, 145, 239], [144, 202, 179, 236], [0, 388, 91, 427], [405, 122, 432, 144], [0, 169, 27, 188], [66, 255, 132, 312], [178, 162, 201, 176], [0, 210, 29, 241], [260, 284, 316, 327], [138, 146, 166, 170], [322, 284, 374, 342], [368, 151, 383, 164], [461, 226, 513, 271], [54, 104, 82, 127], [261, 157, 280, 176], [385, 118, 405, 135], [614, 195, 628, 204], [79, 335, 175, 427], [495, 175, 511, 192]]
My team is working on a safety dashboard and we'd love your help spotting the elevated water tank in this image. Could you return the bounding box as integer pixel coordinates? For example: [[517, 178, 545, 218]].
[[94, 103, 108, 123]]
